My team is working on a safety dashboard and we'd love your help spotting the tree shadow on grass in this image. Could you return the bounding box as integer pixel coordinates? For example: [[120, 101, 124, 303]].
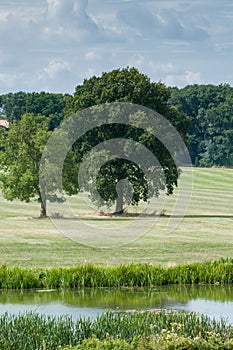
[[34, 213, 233, 221]]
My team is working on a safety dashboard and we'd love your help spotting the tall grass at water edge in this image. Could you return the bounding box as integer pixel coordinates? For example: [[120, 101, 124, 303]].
[[0, 310, 232, 350], [0, 258, 232, 289]]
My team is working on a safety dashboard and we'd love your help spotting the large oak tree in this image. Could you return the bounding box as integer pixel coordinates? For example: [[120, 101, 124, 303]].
[[65, 67, 190, 214]]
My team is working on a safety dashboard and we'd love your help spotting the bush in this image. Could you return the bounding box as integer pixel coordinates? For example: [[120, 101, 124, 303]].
[[62, 333, 233, 350]]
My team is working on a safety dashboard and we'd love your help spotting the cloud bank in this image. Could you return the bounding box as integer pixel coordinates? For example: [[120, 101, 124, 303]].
[[0, 0, 232, 93]]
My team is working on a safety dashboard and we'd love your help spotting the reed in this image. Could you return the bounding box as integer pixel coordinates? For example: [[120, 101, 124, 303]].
[[0, 259, 232, 290]]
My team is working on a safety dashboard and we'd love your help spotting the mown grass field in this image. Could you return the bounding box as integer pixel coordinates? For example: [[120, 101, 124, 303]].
[[0, 167, 232, 267]]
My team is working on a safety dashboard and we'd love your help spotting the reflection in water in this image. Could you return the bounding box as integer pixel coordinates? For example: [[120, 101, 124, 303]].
[[0, 285, 232, 322]]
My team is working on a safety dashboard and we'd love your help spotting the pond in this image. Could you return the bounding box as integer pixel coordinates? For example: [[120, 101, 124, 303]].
[[0, 285, 232, 323]]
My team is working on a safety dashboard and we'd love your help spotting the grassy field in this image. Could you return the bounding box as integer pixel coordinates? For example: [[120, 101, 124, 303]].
[[0, 167, 232, 267]]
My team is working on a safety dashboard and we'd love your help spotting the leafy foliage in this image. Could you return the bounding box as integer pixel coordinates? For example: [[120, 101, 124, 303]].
[[0, 113, 77, 216], [65, 332, 233, 350], [169, 84, 233, 166], [65, 67, 189, 213], [0, 91, 70, 129], [0, 113, 51, 215], [200, 99, 233, 166]]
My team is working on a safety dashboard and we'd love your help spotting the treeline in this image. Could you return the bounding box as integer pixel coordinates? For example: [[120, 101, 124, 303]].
[[169, 84, 233, 166], [0, 91, 71, 130], [0, 71, 233, 167]]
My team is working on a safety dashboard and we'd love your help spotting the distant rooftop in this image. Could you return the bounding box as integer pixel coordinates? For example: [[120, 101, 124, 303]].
[[0, 120, 9, 129]]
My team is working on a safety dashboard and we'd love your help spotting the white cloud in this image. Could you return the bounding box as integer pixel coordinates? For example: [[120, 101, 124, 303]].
[[164, 71, 202, 87], [0, 72, 24, 89], [0, 73, 16, 85], [128, 54, 145, 68], [39, 60, 71, 79], [185, 71, 202, 85], [117, 4, 159, 38], [0, 11, 8, 21], [44, 0, 100, 43], [85, 51, 101, 61], [116, 3, 209, 43]]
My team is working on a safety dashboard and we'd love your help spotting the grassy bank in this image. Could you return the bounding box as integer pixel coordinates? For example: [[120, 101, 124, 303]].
[[0, 310, 232, 350], [0, 259, 232, 289]]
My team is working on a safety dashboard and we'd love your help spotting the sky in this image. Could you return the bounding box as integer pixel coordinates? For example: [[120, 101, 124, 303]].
[[0, 0, 233, 94]]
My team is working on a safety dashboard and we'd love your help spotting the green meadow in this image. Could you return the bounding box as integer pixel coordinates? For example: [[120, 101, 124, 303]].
[[0, 167, 232, 268]]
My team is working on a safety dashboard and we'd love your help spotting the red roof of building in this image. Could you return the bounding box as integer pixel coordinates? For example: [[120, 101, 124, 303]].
[[0, 120, 9, 128]]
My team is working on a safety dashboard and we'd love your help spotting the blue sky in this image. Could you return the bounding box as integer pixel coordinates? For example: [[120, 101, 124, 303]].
[[0, 0, 232, 94]]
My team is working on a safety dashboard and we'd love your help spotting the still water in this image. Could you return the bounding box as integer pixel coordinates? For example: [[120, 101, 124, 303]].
[[0, 285, 232, 323]]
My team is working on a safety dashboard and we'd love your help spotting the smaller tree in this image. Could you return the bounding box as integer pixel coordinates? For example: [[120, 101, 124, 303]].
[[0, 114, 58, 217], [0, 113, 79, 217], [0, 113, 52, 217]]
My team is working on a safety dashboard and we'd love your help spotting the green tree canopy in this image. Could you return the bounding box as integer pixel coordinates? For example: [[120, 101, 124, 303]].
[[0, 113, 77, 217], [0, 91, 70, 130], [169, 84, 233, 166], [65, 67, 190, 214], [200, 98, 233, 166]]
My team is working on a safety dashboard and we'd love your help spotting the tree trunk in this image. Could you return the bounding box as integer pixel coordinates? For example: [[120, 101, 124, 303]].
[[114, 181, 124, 215], [40, 199, 47, 218]]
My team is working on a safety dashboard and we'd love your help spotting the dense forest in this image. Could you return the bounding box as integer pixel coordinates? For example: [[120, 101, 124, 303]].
[[0, 91, 70, 130], [169, 84, 233, 166], [0, 73, 232, 167]]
